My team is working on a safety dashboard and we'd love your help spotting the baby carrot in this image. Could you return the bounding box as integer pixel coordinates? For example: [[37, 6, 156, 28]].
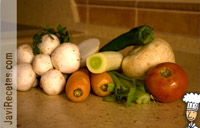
[[65, 68, 90, 102], [91, 72, 113, 97]]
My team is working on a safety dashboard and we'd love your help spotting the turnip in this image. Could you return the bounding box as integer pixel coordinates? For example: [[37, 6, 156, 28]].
[[32, 54, 53, 75], [17, 44, 34, 64], [51, 43, 80, 74], [122, 38, 175, 78], [17, 63, 36, 91], [38, 34, 60, 55], [78, 38, 100, 67], [40, 69, 66, 95]]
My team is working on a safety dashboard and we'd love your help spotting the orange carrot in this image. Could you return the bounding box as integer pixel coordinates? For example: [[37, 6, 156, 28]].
[[65, 68, 90, 102], [91, 72, 113, 97]]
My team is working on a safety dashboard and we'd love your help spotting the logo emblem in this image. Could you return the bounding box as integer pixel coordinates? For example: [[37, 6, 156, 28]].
[[183, 93, 200, 128]]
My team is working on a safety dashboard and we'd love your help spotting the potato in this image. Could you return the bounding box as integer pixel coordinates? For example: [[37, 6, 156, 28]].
[[122, 38, 175, 78]]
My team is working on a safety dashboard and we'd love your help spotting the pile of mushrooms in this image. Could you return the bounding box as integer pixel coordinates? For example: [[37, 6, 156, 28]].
[[17, 34, 80, 95]]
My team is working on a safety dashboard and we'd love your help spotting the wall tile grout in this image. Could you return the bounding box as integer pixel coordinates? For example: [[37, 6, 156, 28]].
[[77, 4, 138, 10]]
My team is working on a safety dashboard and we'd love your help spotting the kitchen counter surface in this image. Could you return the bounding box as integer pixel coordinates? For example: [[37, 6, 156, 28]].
[[17, 25, 200, 128]]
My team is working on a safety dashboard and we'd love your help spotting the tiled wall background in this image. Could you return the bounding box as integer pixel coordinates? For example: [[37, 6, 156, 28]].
[[17, 0, 75, 30], [17, 0, 200, 37], [75, 0, 200, 37]]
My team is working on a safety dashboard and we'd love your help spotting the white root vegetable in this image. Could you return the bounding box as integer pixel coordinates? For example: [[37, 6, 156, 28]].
[[40, 69, 66, 95], [38, 34, 60, 55], [32, 54, 53, 75], [17, 63, 36, 91], [122, 38, 175, 78], [17, 44, 34, 64], [78, 38, 100, 67], [51, 43, 80, 74]]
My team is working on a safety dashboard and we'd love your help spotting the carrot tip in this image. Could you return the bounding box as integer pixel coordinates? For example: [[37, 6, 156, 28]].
[[100, 84, 108, 92], [73, 88, 83, 97]]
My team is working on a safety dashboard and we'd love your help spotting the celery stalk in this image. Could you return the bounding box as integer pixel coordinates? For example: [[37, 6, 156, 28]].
[[134, 90, 150, 104]]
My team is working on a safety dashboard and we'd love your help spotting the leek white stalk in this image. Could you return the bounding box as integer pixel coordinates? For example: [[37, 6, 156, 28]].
[[86, 51, 123, 74]]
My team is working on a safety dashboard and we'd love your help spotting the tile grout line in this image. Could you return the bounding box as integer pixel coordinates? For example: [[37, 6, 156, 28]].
[[78, 4, 137, 10]]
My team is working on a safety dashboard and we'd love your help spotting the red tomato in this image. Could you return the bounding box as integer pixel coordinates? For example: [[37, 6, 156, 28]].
[[145, 62, 188, 103]]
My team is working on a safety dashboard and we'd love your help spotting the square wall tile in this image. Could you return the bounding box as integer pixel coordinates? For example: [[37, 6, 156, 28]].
[[89, 6, 136, 28], [137, 9, 200, 37], [77, 5, 88, 23], [75, 0, 88, 4]]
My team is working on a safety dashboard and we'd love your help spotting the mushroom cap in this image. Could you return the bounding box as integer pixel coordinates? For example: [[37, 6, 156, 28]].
[[51, 43, 80, 74], [17, 63, 36, 91], [17, 44, 34, 64], [38, 34, 60, 55], [40, 69, 66, 95], [32, 54, 53, 75]]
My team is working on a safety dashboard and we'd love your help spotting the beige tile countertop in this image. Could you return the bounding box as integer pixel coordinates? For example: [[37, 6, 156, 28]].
[[17, 25, 200, 128]]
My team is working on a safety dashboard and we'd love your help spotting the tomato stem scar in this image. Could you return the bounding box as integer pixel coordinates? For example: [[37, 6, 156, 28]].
[[160, 68, 172, 78]]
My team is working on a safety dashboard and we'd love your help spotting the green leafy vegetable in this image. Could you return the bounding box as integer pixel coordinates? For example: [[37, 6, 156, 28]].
[[133, 90, 150, 104], [107, 83, 115, 92], [103, 94, 116, 102], [32, 24, 72, 54], [127, 87, 136, 106], [33, 45, 40, 55], [103, 71, 150, 107]]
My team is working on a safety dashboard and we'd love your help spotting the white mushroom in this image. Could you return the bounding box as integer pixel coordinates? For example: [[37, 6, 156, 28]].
[[17, 44, 34, 64], [51, 43, 80, 74], [40, 69, 66, 95], [38, 34, 60, 55], [32, 54, 53, 75], [17, 63, 36, 91]]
